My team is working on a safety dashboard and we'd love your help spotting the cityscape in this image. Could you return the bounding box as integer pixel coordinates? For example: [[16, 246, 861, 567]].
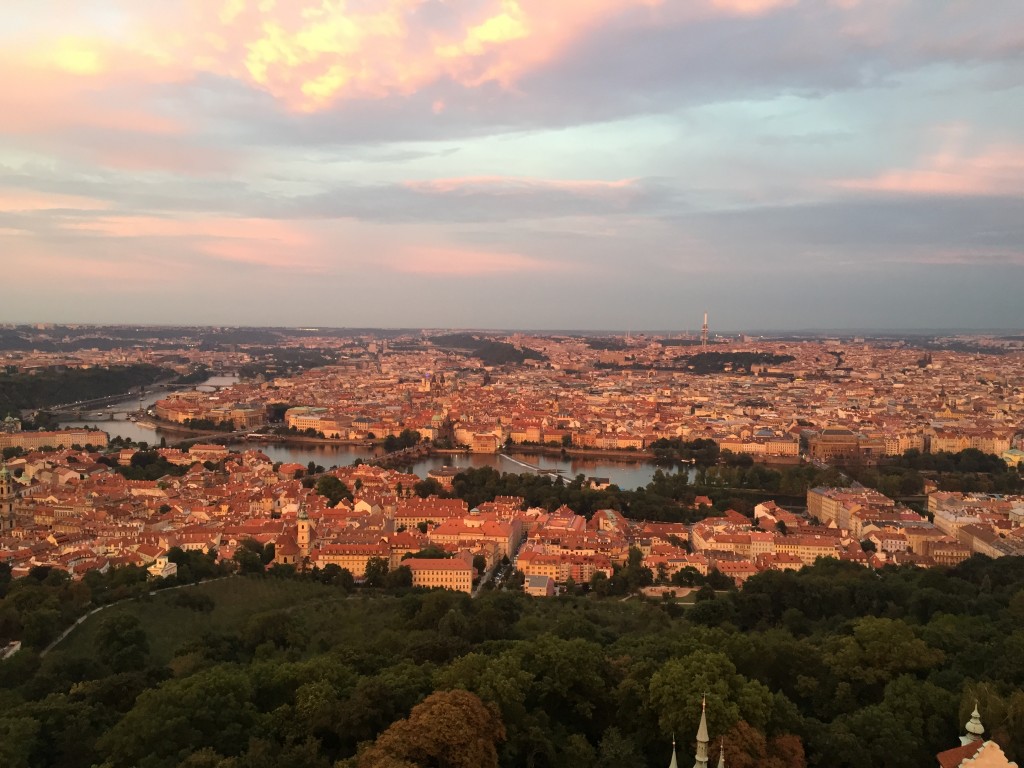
[[1, 323, 1023, 767], [3, 0, 1024, 766]]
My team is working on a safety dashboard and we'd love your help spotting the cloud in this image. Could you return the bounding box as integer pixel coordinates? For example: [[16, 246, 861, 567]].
[[392, 245, 563, 275], [61, 214, 327, 271], [260, 175, 673, 224], [0, 189, 110, 213], [837, 134, 1024, 197]]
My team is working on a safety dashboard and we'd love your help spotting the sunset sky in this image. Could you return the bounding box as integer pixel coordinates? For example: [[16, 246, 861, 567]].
[[2, 0, 1023, 330]]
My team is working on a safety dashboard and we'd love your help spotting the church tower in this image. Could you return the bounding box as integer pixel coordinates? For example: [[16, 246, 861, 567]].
[[0, 465, 16, 532], [670, 697, 724, 768], [296, 502, 312, 560], [936, 701, 1018, 767], [961, 703, 985, 746], [694, 696, 710, 768]]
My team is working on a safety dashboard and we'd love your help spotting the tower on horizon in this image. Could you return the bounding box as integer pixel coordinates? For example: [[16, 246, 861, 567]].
[[701, 312, 708, 352]]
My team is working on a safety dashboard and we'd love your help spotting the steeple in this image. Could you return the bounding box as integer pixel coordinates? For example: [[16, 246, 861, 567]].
[[694, 695, 709, 768], [296, 500, 312, 559], [961, 702, 985, 745], [0, 464, 15, 532], [717, 739, 725, 768], [668, 733, 678, 768]]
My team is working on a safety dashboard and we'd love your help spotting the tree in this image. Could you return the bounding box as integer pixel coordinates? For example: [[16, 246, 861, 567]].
[[358, 689, 505, 768], [0, 717, 39, 768], [364, 557, 389, 587], [318, 564, 355, 591], [414, 478, 444, 498], [385, 565, 413, 590], [590, 571, 610, 597], [649, 651, 774, 738], [99, 664, 257, 766], [232, 544, 264, 575], [825, 617, 945, 690], [713, 720, 806, 768], [315, 475, 353, 506], [96, 614, 150, 672]]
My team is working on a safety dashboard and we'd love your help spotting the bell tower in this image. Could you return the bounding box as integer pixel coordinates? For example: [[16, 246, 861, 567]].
[[0, 466, 17, 531], [296, 501, 311, 559]]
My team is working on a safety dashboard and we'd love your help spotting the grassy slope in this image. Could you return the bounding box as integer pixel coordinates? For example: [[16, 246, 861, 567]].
[[55, 578, 342, 663]]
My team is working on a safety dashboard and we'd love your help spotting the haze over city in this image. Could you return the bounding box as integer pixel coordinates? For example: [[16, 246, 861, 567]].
[[2, 0, 1022, 329]]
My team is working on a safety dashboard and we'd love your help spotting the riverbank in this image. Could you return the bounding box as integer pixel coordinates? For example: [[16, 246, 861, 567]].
[[511, 444, 656, 462]]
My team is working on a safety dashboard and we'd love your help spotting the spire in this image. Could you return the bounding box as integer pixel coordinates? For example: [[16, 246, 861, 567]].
[[717, 739, 725, 768], [694, 695, 709, 768], [668, 733, 678, 768], [961, 702, 984, 745]]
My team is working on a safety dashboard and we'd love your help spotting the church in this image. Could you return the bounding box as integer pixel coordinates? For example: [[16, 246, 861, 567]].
[[668, 698, 1018, 768], [936, 704, 1018, 768], [1, 465, 18, 532], [668, 697, 725, 768]]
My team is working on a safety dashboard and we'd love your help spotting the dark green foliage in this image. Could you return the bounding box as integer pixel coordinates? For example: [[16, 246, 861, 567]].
[[114, 452, 189, 481], [682, 351, 795, 374], [2, 558, 1024, 767], [430, 333, 548, 366], [650, 437, 721, 465], [173, 365, 211, 385], [383, 429, 422, 453], [238, 348, 335, 379], [315, 475, 354, 506], [445, 465, 829, 523], [413, 478, 444, 498], [0, 365, 166, 412]]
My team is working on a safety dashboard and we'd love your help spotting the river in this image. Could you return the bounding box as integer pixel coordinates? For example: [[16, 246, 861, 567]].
[[64, 376, 679, 489]]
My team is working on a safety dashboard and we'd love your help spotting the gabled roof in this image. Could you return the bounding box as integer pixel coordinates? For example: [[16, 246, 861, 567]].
[[937, 742, 983, 768]]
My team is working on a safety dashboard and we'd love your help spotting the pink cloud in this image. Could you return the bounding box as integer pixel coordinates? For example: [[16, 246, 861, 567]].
[[0, 189, 110, 213], [405, 176, 639, 196], [1, 0, 817, 119], [711, 0, 798, 15], [63, 215, 327, 271], [393, 246, 563, 276], [838, 141, 1024, 197]]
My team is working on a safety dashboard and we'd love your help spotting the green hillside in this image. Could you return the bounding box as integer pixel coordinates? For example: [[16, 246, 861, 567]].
[[1, 558, 1023, 768]]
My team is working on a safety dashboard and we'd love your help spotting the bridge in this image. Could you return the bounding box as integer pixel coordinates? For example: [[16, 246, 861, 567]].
[[498, 454, 566, 480], [370, 443, 432, 468], [172, 430, 251, 448]]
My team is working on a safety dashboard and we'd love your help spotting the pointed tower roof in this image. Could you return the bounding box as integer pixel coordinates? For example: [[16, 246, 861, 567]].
[[668, 734, 678, 768], [696, 695, 709, 743], [961, 703, 984, 745], [717, 739, 725, 768], [693, 695, 710, 768]]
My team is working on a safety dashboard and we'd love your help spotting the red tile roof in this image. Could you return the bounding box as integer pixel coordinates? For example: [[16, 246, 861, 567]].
[[937, 741, 983, 768]]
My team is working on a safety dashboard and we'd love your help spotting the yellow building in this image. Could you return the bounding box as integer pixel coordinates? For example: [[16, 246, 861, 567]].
[[405, 558, 473, 593]]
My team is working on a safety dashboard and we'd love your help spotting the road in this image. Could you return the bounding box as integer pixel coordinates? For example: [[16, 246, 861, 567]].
[[40, 576, 233, 657]]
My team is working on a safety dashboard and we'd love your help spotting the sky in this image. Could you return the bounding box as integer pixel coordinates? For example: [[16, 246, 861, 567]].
[[1, 0, 1023, 331]]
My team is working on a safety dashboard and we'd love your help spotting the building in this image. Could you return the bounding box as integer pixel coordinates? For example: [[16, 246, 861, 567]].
[[0, 466, 16, 532], [936, 704, 1017, 767], [147, 555, 178, 578], [525, 574, 555, 597], [309, 543, 389, 576], [667, 696, 724, 768], [0, 429, 108, 451], [808, 427, 884, 463], [405, 557, 473, 593]]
